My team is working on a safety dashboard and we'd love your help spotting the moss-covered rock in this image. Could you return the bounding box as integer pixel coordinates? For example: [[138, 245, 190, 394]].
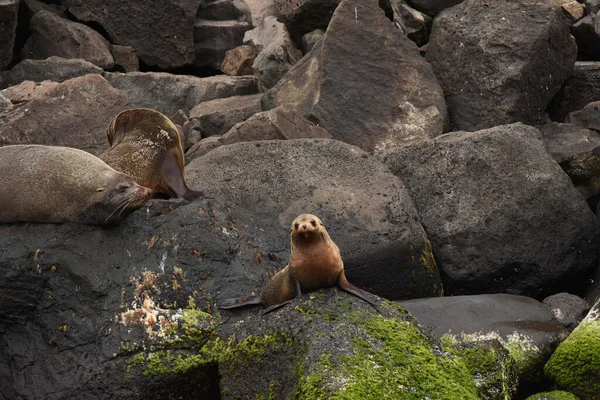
[[525, 390, 581, 400]]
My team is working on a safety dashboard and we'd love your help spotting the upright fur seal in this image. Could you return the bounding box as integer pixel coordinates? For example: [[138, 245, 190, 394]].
[[99, 108, 203, 201], [220, 214, 377, 310], [0, 145, 152, 225]]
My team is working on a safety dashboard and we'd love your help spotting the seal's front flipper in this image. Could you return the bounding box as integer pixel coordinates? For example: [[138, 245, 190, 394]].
[[162, 150, 203, 201], [219, 295, 262, 309], [337, 270, 379, 311]]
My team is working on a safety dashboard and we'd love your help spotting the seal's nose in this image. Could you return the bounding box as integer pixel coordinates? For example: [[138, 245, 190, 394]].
[[146, 188, 153, 196]]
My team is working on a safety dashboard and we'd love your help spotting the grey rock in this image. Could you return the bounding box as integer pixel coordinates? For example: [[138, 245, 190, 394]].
[[22, 0, 66, 17], [185, 139, 443, 300], [62, 0, 201, 69], [103, 71, 258, 116], [405, 0, 465, 17], [0, 74, 128, 154], [0, 92, 12, 112], [569, 101, 600, 131], [426, 0, 577, 131], [380, 123, 600, 298], [263, 0, 447, 153], [244, 0, 277, 26], [0, 0, 19, 70], [109, 44, 139, 73], [21, 10, 114, 69], [549, 62, 600, 122], [301, 29, 324, 53], [585, 0, 600, 15], [543, 292, 591, 331], [571, 14, 600, 61], [7, 57, 103, 86], [382, 0, 432, 46]]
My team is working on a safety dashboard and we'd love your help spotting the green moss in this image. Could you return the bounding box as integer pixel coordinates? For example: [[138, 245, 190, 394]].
[[419, 235, 437, 273], [525, 390, 581, 400], [545, 320, 600, 398], [502, 332, 540, 379]]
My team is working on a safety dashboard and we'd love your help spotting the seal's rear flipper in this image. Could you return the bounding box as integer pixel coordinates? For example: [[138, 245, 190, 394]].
[[337, 271, 379, 312], [162, 150, 203, 201], [262, 300, 293, 315], [183, 188, 204, 201], [219, 295, 262, 309]]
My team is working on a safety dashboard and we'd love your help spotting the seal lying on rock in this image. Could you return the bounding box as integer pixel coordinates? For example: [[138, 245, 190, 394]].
[[220, 214, 378, 310], [99, 108, 203, 201], [0, 145, 152, 225]]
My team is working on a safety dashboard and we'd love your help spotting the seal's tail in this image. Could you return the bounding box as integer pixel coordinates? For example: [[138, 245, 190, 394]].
[[219, 295, 262, 309]]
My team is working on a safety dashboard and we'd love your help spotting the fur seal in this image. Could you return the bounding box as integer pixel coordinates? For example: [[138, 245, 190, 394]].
[[0, 145, 152, 225], [220, 214, 377, 310], [99, 108, 203, 201]]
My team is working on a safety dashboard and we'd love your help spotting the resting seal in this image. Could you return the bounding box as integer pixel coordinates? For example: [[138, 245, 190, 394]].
[[0, 145, 152, 225], [220, 214, 377, 310], [99, 108, 203, 201]]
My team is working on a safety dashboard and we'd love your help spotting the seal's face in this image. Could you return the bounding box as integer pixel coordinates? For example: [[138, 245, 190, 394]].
[[291, 214, 325, 241]]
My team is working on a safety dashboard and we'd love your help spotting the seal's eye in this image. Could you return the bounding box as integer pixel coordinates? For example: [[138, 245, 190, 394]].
[[310, 220, 316, 227], [95, 187, 105, 192], [118, 184, 131, 191], [294, 223, 299, 230]]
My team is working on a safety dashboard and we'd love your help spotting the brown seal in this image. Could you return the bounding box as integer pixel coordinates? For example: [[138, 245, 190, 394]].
[[0, 145, 152, 225], [99, 108, 203, 201], [220, 214, 377, 310]]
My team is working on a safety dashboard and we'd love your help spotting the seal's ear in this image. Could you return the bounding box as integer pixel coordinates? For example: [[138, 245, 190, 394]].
[[95, 187, 105, 192]]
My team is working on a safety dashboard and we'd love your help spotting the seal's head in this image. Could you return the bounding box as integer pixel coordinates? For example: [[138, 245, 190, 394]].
[[290, 214, 327, 243]]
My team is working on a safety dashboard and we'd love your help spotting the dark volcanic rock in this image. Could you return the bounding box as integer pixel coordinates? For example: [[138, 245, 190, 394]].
[[0, 0, 19, 70], [543, 292, 591, 331], [380, 123, 600, 298], [185, 139, 443, 300], [571, 14, 600, 60], [21, 10, 114, 69], [109, 44, 139, 72], [22, 0, 66, 17], [7, 57, 102, 86], [103, 71, 258, 116], [263, 0, 447, 153], [406, 0, 464, 16], [549, 62, 600, 122], [275, 0, 341, 41], [0, 74, 128, 154], [62, 0, 201, 69], [426, 0, 576, 131], [586, 0, 600, 14], [569, 101, 600, 131]]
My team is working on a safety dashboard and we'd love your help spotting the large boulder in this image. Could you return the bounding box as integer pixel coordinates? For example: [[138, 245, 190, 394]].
[[379, 123, 600, 298], [549, 62, 600, 122], [426, 0, 576, 131], [21, 10, 114, 69], [185, 139, 443, 300], [0, 0, 19, 70], [7, 57, 103, 86], [61, 0, 201, 69], [263, 0, 447, 153], [103, 71, 258, 116], [0, 74, 128, 154]]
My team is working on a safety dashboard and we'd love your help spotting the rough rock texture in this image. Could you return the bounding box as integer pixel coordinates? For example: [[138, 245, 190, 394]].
[[185, 106, 332, 162], [405, 0, 464, 16], [426, 0, 577, 131], [549, 62, 600, 122], [22, 0, 66, 18], [0, 74, 128, 154], [380, 123, 600, 298], [263, 0, 447, 153], [543, 293, 591, 331], [187, 93, 263, 140], [400, 294, 568, 392], [194, 0, 252, 69], [0, 0, 19, 70], [185, 139, 443, 300], [21, 10, 114, 69], [61, 0, 201, 69], [7, 57, 102, 86], [244, 16, 302, 90], [109, 44, 138, 72], [382, 0, 432, 46], [569, 101, 600, 131], [103, 72, 258, 116], [586, 0, 600, 14], [561, 1, 585, 24], [0, 92, 12, 112], [571, 14, 600, 61], [545, 297, 600, 399], [275, 0, 340, 41], [221, 45, 256, 76], [301, 28, 324, 53]]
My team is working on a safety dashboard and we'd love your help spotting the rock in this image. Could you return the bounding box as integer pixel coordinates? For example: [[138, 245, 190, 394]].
[[275, 0, 340, 41], [561, 1, 586, 24], [22, 0, 66, 18], [569, 101, 600, 131], [185, 106, 332, 162], [263, 0, 447, 153], [382, 0, 432, 46], [221, 45, 256, 76], [426, 0, 577, 131], [301, 29, 324, 53], [543, 293, 591, 331], [61, 0, 200, 69], [109, 44, 139, 72], [405, 0, 465, 17], [549, 62, 600, 122], [187, 93, 263, 141], [400, 294, 569, 391], [379, 123, 600, 298], [571, 14, 600, 61], [185, 139, 443, 300], [194, 0, 252, 69], [545, 297, 600, 399], [526, 391, 581, 400], [585, 0, 600, 14], [0, 74, 128, 154], [0, 93, 12, 112], [0, 0, 19, 70], [7, 57, 103, 86], [244, 16, 302, 90], [103, 71, 258, 116], [21, 10, 114, 69], [244, 0, 277, 26]]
